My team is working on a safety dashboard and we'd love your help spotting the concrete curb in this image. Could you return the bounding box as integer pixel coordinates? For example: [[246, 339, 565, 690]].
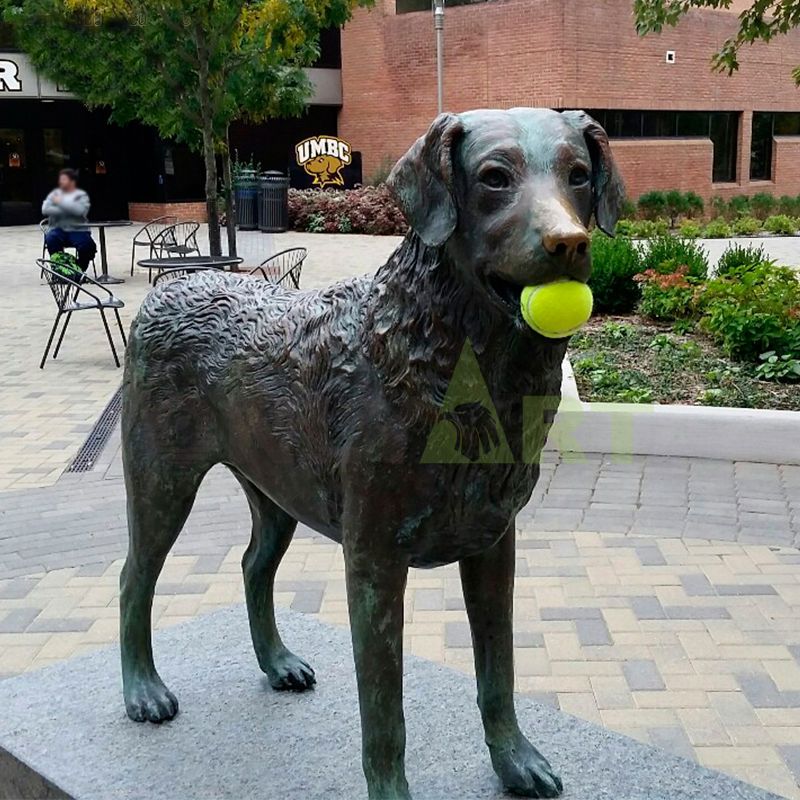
[[546, 360, 800, 465]]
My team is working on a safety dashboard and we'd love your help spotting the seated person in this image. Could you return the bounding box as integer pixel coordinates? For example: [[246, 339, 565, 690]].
[[42, 168, 97, 272]]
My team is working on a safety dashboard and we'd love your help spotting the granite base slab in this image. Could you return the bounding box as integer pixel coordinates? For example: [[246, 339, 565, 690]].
[[0, 605, 782, 800]]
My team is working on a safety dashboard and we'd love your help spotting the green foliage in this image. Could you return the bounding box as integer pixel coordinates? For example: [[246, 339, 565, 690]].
[[635, 267, 699, 321], [764, 214, 798, 235], [715, 243, 771, 277], [701, 264, 800, 362], [664, 189, 689, 226], [626, 218, 670, 238], [727, 195, 751, 218], [620, 198, 638, 220], [731, 216, 762, 236], [678, 219, 703, 238], [640, 235, 709, 279], [750, 192, 776, 220], [703, 218, 733, 239], [685, 191, 704, 218], [711, 195, 728, 219], [755, 351, 800, 382], [638, 191, 667, 220], [778, 195, 800, 217], [587, 230, 642, 313]]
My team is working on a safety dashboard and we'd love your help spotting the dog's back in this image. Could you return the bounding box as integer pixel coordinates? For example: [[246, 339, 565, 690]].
[[123, 271, 375, 524]]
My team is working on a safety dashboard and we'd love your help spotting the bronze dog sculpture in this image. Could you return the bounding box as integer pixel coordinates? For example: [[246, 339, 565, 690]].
[[120, 108, 623, 799]]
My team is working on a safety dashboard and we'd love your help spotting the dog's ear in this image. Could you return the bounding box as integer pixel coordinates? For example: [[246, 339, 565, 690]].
[[387, 113, 464, 247], [561, 110, 625, 236]]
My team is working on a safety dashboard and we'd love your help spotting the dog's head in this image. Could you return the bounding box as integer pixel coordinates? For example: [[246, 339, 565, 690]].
[[387, 108, 624, 322]]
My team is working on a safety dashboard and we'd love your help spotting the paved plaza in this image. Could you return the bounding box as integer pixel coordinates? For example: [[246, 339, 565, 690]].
[[1, 224, 800, 799]]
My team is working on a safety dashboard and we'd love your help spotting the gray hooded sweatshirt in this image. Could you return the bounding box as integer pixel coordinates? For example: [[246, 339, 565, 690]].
[[42, 189, 91, 232]]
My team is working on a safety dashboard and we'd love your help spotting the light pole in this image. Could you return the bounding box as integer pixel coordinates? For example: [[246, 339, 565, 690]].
[[433, 0, 444, 114]]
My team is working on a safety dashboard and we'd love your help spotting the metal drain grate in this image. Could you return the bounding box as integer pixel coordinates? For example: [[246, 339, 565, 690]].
[[67, 385, 124, 473]]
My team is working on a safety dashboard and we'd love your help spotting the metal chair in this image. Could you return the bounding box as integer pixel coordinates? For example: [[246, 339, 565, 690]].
[[37, 258, 126, 369], [40, 219, 97, 278], [130, 215, 178, 276], [151, 221, 201, 257], [248, 247, 307, 289], [153, 264, 224, 286]]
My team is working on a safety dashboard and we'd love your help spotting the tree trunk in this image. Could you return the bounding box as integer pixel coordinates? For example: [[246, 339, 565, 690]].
[[201, 124, 221, 256], [195, 26, 221, 256], [221, 127, 237, 262]]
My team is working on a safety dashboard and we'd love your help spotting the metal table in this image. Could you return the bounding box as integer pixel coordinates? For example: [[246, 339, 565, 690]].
[[77, 220, 133, 285], [137, 256, 244, 285]]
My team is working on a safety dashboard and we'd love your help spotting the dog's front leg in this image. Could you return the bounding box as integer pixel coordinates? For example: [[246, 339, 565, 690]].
[[344, 525, 411, 800], [460, 525, 563, 798]]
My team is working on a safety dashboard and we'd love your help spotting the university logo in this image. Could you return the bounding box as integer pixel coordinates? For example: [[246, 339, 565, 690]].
[[295, 135, 352, 188]]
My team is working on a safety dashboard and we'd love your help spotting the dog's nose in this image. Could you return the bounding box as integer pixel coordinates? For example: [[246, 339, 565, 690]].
[[542, 228, 590, 261]]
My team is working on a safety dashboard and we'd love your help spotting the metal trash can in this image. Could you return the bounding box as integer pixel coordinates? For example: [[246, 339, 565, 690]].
[[258, 171, 290, 233], [234, 169, 258, 231]]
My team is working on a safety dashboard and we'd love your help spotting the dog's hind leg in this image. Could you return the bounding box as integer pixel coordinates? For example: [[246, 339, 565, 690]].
[[460, 525, 563, 798], [120, 458, 209, 723], [234, 473, 316, 691]]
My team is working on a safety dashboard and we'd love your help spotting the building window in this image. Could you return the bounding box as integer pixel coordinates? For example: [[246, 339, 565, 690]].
[[582, 109, 738, 184], [751, 112, 800, 181], [396, 0, 486, 12]]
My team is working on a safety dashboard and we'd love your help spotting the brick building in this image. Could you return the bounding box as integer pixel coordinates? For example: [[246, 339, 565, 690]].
[[338, 0, 800, 201], [3, 2, 799, 224]]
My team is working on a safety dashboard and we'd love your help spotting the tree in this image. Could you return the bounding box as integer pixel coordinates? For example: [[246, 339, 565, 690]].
[[634, 0, 800, 83], [3, 0, 366, 255]]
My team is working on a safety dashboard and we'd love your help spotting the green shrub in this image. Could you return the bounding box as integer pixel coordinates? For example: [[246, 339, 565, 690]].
[[750, 192, 776, 220], [629, 218, 669, 238], [588, 230, 642, 313], [640, 235, 709, 279], [731, 216, 763, 236], [715, 243, 771, 278], [710, 195, 729, 219], [678, 219, 703, 239], [777, 195, 800, 217], [763, 214, 798, 235], [703, 218, 733, 239], [638, 191, 667, 220], [700, 263, 800, 362], [619, 198, 638, 220], [615, 219, 636, 236], [755, 351, 800, 382], [685, 191, 705, 218], [664, 189, 690, 227], [635, 267, 699, 321], [728, 195, 751, 218]]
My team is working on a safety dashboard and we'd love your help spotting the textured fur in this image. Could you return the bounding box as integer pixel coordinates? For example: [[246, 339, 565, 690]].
[[120, 108, 623, 800]]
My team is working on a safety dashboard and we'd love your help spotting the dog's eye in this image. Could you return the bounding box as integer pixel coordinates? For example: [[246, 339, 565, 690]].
[[480, 168, 511, 189], [569, 166, 590, 187]]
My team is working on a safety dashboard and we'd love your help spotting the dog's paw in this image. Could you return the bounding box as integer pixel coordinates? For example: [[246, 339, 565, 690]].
[[266, 649, 316, 692], [489, 734, 562, 798], [125, 676, 179, 724]]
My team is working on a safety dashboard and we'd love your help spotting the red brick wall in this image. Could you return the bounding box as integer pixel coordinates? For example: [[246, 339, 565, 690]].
[[128, 202, 208, 223], [340, 0, 800, 194], [770, 137, 800, 198], [610, 139, 714, 200]]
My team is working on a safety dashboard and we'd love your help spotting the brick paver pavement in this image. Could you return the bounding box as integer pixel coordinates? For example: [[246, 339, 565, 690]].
[[2, 223, 800, 798]]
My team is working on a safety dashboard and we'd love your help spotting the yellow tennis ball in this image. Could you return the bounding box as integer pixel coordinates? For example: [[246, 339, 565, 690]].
[[520, 280, 593, 338]]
